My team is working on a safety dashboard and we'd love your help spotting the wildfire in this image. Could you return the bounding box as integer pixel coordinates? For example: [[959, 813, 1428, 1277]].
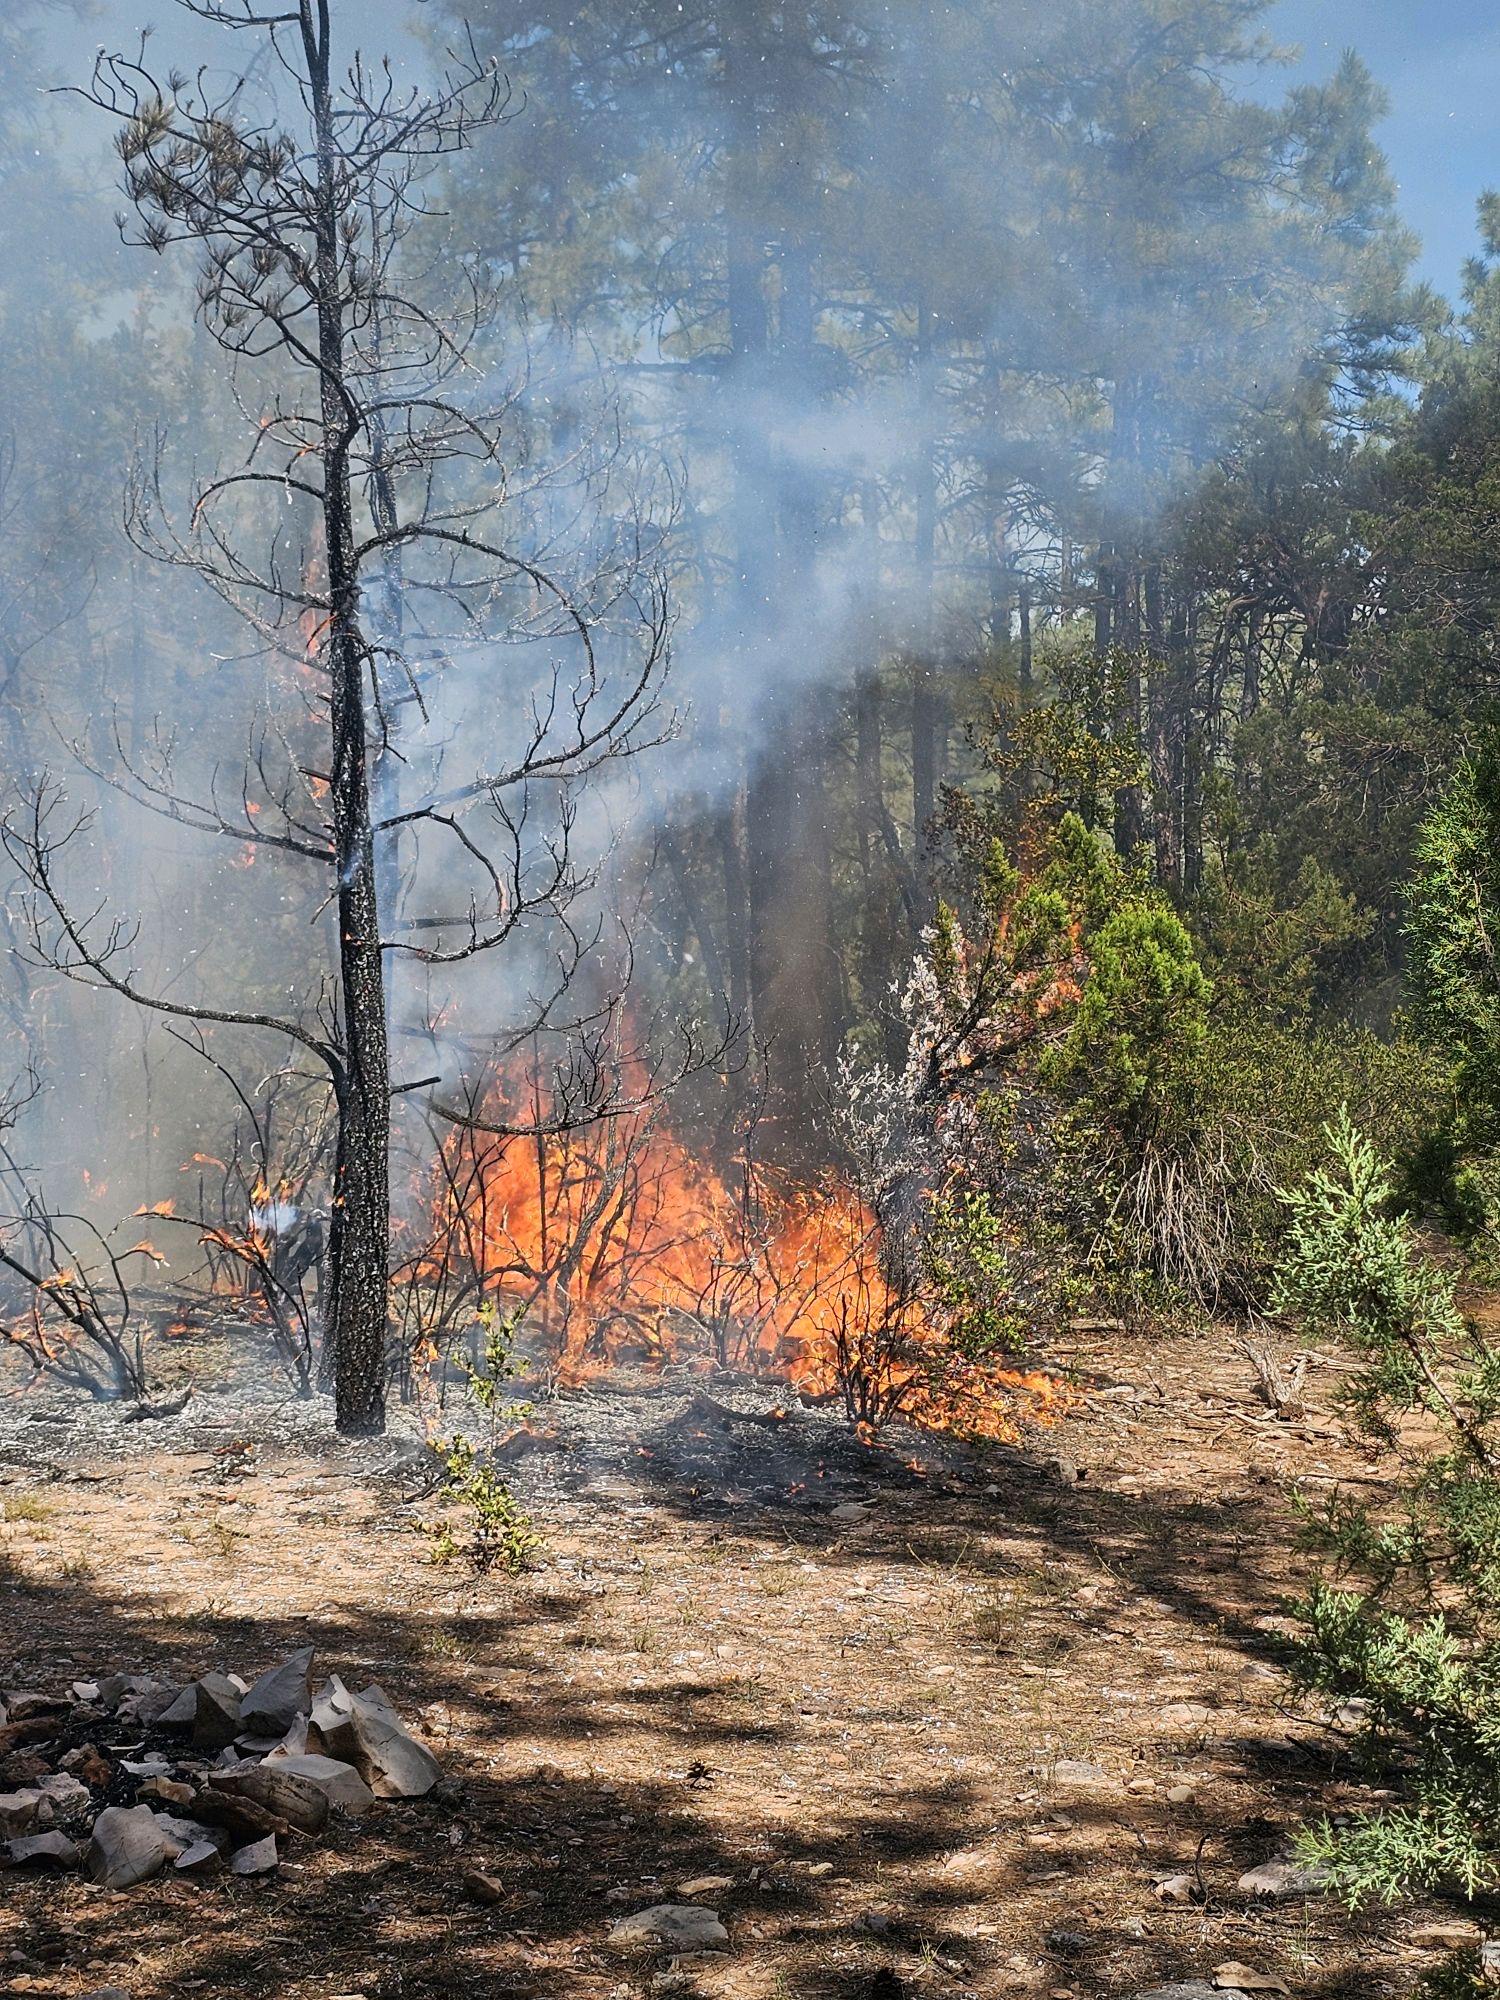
[[418, 1067, 1068, 1444]]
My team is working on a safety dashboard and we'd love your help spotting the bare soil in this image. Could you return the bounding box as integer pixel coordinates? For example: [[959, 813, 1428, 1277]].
[[0, 1324, 1479, 2000]]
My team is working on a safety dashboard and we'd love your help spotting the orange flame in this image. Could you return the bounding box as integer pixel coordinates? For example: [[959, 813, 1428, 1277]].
[[416, 1062, 1066, 1443]]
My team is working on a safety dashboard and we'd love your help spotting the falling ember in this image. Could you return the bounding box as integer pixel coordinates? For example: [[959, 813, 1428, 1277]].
[[416, 1058, 1069, 1444]]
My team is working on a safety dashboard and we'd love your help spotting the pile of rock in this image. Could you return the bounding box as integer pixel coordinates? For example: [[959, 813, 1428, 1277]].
[[0, 1648, 440, 1889]]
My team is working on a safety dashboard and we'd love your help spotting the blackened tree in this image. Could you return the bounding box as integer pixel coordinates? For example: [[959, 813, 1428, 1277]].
[[4, 0, 672, 1432]]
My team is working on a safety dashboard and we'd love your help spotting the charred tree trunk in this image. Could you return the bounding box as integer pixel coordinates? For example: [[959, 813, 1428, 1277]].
[[306, 1, 390, 1435]]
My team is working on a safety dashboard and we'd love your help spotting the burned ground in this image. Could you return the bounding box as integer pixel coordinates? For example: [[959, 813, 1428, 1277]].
[[0, 1327, 1478, 1999]]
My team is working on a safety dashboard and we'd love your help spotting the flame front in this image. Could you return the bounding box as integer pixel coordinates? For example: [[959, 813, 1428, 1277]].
[[415, 1065, 1065, 1443]]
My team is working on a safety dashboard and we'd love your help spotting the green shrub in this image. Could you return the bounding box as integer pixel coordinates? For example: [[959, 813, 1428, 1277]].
[[426, 1301, 540, 1576], [1406, 739, 1500, 1239], [1274, 1112, 1500, 1903]]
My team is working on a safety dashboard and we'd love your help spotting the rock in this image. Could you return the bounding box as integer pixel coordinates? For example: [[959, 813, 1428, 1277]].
[[5, 1830, 79, 1867], [60, 1744, 112, 1788], [609, 1905, 731, 1951], [260, 1751, 374, 1816], [79, 1989, 133, 2000], [1165, 1784, 1196, 1805], [830, 1502, 870, 1523], [229, 1835, 279, 1876], [240, 1648, 315, 1737], [193, 1673, 244, 1749], [1409, 1921, 1483, 1949], [805, 1860, 836, 1878], [191, 1788, 290, 1844], [676, 1874, 735, 1898], [35, 1772, 90, 1816], [117, 1679, 181, 1726], [1133, 1988, 1220, 2000], [1035, 1758, 1111, 1788], [1212, 1967, 1288, 1995], [85, 1804, 173, 1889], [0, 1750, 48, 1786], [1152, 1873, 1200, 1904], [0, 1789, 43, 1835], [1159, 1702, 1215, 1728], [1237, 1856, 1330, 1899], [138, 1777, 196, 1808], [210, 1762, 329, 1834], [156, 1685, 198, 1730], [1481, 1940, 1500, 1984], [308, 1677, 440, 1799], [464, 1868, 506, 1903], [2, 1692, 69, 1721], [174, 1839, 225, 1878], [273, 1713, 310, 1757], [860, 1910, 893, 1936], [150, 1813, 230, 1857]]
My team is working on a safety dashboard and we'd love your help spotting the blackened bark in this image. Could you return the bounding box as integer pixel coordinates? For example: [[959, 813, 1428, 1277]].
[[305, 0, 390, 1434]]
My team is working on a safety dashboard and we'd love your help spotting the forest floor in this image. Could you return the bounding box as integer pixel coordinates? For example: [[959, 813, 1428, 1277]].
[[0, 1321, 1484, 2000]]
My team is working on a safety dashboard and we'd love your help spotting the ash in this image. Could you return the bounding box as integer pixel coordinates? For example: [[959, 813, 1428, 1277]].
[[0, 1323, 1027, 1520]]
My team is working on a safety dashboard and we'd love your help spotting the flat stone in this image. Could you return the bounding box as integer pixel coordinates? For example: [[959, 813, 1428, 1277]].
[[150, 1813, 229, 1856], [261, 1751, 374, 1816], [3, 1692, 69, 1721], [5, 1830, 79, 1867], [210, 1762, 329, 1834], [1409, 1921, 1483, 1948], [610, 1905, 730, 1951], [138, 1777, 196, 1808], [309, 1678, 439, 1799], [1152, 1873, 1199, 1903], [1159, 1702, 1215, 1728], [229, 1834, 279, 1876], [240, 1648, 314, 1737], [830, 1502, 870, 1523], [1041, 1758, 1112, 1788], [86, 1804, 173, 1889], [191, 1788, 289, 1844], [676, 1874, 735, 1898], [1237, 1856, 1330, 1899], [1132, 1987, 1220, 2000], [174, 1839, 225, 1877], [0, 1789, 43, 1835], [1213, 1965, 1288, 1994]]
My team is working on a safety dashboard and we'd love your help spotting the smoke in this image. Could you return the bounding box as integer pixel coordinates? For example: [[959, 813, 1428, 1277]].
[[0, 0, 1417, 1235]]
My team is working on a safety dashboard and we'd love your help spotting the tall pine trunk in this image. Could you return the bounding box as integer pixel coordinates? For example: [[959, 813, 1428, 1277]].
[[306, 0, 390, 1435]]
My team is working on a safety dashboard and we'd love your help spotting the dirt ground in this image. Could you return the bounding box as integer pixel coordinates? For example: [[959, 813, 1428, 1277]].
[[0, 1325, 1485, 2000]]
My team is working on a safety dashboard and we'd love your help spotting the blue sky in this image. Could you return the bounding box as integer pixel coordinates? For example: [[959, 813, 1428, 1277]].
[[1267, 0, 1500, 294]]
